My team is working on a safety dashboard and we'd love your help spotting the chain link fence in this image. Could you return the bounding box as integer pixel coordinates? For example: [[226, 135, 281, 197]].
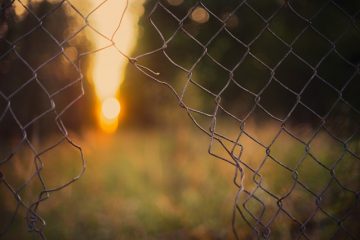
[[1, 0, 360, 239]]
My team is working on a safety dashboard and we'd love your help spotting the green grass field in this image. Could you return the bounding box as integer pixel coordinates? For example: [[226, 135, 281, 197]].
[[0, 120, 359, 239]]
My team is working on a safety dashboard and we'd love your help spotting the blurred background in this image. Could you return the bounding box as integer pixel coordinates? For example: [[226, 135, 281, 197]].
[[0, 0, 359, 239]]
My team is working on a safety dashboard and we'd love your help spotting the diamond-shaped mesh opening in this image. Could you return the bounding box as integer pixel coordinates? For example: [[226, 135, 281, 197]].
[[293, 27, 332, 67], [51, 78, 82, 110], [312, 4, 350, 41], [226, 4, 265, 45], [10, 80, 52, 127], [237, 133, 267, 171], [213, 108, 242, 143], [233, 54, 271, 95], [236, 194, 264, 237], [220, 81, 255, 121], [207, 29, 247, 70], [281, 184, 317, 226], [244, 106, 283, 146], [269, 6, 307, 44], [318, 52, 355, 90], [37, 140, 83, 189], [13, 27, 61, 70], [251, 29, 289, 68], [164, 30, 205, 70], [37, 53, 81, 95], [268, 209, 302, 239], [192, 55, 230, 94], [181, 81, 216, 115], [257, 157, 296, 199], [309, 130, 345, 168], [301, 76, 339, 117], [0, 50, 34, 97], [276, 53, 313, 93], [241, 190, 267, 223], [259, 79, 298, 120], [26, 112, 65, 151], [297, 155, 332, 196], [284, 104, 323, 142], [269, 131, 305, 170]]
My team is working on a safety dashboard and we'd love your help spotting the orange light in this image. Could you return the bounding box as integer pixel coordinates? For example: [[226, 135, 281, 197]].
[[99, 114, 118, 134], [191, 7, 209, 24], [85, 1, 144, 133], [101, 97, 121, 120], [99, 97, 121, 133]]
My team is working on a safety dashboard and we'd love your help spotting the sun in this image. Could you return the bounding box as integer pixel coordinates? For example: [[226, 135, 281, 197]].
[[98, 97, 121, 133], [86, 0, 144, 133], [101, 97, 121, 120]]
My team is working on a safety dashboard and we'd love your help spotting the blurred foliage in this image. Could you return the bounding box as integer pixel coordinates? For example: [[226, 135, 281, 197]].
[[0, 0, 96, 139], [123, 0, 360, 135]]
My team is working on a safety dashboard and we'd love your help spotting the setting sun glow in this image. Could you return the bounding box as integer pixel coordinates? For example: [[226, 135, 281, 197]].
[[87, 0, 144, 133], [13, 0, 144, 133], [99, 97, 121, 133], [102, 97, 121, 120]]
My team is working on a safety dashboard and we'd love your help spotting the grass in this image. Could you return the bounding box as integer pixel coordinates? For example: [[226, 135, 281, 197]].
[[0, 120, 359, 239]]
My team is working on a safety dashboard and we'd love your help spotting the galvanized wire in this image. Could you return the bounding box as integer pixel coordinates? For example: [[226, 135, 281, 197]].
[[136, 1, 360, 239], [0, 0, 359, 239]]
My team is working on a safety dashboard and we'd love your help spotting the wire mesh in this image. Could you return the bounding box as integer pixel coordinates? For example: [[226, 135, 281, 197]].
[[1, 0, 360, 239]]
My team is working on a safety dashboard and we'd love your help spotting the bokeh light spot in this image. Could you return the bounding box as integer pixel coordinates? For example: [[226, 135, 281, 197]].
[[191, 7, 209, 24]]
